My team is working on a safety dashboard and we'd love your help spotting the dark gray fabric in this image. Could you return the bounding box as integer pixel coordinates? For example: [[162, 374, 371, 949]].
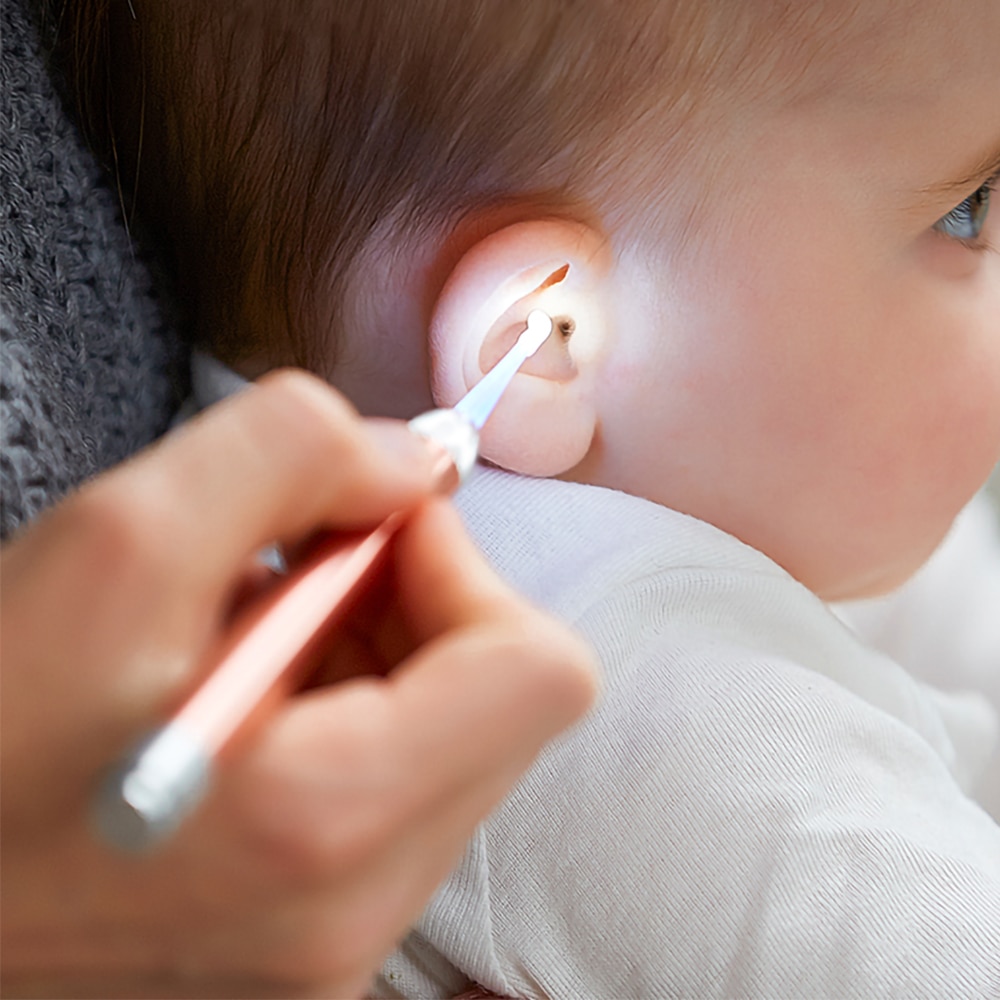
[[1, 0, 186, 541]]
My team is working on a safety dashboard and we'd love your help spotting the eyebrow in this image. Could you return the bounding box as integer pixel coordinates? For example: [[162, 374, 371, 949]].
[[922, 138, 1000, 200]]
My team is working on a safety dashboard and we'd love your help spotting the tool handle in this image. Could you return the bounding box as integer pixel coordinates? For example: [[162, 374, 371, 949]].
[[92, 514, 404, 852]]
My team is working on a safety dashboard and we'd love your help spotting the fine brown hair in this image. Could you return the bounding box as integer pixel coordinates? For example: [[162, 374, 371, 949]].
[[50, 0, 844, 371]]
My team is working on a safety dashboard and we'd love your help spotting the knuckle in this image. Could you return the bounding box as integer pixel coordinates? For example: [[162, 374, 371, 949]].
[[251, 370, 386, 502], [234, 702, 408, 883], [314, 726, 412, 867], [256, 369, 361, 458], [66, 478, 178, 586], [226, 781, 338, 886], [256, 368, 332, 412]]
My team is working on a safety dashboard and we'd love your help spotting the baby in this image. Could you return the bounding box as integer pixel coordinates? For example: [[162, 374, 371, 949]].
[[61, 0, 1000, 995]]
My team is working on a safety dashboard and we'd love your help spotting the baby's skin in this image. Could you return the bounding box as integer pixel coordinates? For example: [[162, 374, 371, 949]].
[[317, 0, 1000, 603]]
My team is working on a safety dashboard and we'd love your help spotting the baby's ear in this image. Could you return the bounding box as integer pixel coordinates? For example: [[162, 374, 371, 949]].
[[429, 219, 611, 477]]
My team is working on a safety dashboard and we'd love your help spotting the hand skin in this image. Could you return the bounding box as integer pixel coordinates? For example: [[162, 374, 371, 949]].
[[0, 371, 598, 999]]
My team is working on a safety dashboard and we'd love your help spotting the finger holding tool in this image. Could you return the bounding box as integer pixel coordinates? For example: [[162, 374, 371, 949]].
[[92, 311, 555, 853]]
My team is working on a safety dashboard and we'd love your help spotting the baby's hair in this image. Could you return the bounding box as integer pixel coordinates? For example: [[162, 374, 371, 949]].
[[52, 0, 863, 371]]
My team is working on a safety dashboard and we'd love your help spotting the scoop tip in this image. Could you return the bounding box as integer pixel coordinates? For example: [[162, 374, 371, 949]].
[[520, 310, 553, 357]]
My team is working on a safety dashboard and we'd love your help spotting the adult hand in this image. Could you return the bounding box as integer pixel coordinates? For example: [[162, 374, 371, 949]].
[[0, 371, 598, 999]]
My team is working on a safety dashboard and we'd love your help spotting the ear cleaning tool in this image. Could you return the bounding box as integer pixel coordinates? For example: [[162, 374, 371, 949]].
[[92, 310, 554, 853]]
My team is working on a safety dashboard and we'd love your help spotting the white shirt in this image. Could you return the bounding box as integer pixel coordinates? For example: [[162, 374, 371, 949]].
[[377, 469, 1000, 1000], [189, 356, 1000, 998]]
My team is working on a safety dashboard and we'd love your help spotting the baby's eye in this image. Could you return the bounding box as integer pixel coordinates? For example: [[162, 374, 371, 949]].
[[933, 179, 992, 242]]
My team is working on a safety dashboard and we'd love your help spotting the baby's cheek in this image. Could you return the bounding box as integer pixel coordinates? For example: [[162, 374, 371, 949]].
[[797, 278, 1000, 597], [886, 290, 1000, 523], [939, 356, 1000, 492]]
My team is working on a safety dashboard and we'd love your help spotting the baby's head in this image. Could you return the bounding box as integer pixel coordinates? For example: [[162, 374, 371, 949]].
[[68, 0, 1000, 600]]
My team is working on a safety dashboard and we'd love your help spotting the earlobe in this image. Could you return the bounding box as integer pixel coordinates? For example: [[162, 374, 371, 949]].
[[429, 219, 611, 477]]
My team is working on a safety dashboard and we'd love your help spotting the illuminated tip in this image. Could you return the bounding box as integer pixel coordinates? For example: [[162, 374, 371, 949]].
[[519, 310, 553, 358]]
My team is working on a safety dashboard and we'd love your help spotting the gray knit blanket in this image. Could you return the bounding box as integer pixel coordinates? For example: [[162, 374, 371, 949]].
[[1, 0, 186, 540]]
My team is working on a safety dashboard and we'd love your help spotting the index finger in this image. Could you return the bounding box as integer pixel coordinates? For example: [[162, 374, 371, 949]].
[[84, 370, 441, 598]]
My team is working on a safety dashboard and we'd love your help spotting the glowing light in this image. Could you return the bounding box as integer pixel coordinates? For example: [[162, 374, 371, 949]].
[[522, 309, 554, 357], [454, 311, 553, 429]]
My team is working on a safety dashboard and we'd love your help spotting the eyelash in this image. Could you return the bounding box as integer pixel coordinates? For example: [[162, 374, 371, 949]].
[[934, 172, 998, 251]]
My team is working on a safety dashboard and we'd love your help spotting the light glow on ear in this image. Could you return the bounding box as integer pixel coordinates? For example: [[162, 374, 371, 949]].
[[468, 261, 570, 347], [427, 218, 609, 477], [453, 311, 554, 430]]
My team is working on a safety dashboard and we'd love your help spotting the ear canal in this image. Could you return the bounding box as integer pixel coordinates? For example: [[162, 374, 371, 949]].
[[428, 219, 609, 478], [554, 316, 576, 338]]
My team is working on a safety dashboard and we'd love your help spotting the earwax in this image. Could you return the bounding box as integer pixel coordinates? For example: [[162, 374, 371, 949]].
[[429, 219, 610, 477]]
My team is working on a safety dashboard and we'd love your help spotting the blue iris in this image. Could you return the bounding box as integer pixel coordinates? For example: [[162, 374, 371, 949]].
[[934, 180, 992, 241]]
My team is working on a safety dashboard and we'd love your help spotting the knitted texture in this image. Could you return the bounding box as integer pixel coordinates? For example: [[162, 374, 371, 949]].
[[1, 0, 186, 540]]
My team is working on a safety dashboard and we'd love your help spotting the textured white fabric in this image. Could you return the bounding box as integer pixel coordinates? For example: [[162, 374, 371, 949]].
[[835, 496, 1000, 816], [187, 357, 1000, 997], [376, 469, 1000, 1000]]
